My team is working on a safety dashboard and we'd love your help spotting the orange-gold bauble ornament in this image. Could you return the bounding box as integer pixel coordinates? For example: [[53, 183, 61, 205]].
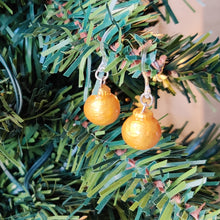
[[84, 84, 120, 126], [122, 107, 161, 150]]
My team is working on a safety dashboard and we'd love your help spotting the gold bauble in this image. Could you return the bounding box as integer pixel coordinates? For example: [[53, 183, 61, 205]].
[[122, 107, 161, 150], [84, 84, 120, 126]]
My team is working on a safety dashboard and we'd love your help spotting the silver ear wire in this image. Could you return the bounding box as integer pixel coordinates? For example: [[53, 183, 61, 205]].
[[140, 50, 153, 112]]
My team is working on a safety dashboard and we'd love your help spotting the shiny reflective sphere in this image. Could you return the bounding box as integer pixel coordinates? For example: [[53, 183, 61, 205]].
[[84, 84, 120, 126], [122, 107, 161, 150]]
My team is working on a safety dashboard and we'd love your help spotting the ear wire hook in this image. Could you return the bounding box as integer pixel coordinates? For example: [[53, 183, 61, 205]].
[[140, 50, 153, 113], [94, 0, 118, 87], [94, 27, 112, 86]]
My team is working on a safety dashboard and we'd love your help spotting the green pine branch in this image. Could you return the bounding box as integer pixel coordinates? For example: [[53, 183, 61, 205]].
[[27, 0, 220, 103], [0, 0, 220, 219]]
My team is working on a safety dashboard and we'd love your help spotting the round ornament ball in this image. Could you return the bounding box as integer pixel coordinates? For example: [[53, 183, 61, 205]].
[[84, 84, 120, 126], [122, 107, 161, 150]]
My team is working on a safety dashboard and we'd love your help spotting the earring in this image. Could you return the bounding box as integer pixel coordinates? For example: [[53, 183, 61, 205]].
[[83, 27, 120, 126], [122, 51, 161, 150]]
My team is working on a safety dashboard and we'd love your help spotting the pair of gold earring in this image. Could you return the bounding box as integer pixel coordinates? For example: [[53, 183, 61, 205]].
[[83, 76, 161, 150]]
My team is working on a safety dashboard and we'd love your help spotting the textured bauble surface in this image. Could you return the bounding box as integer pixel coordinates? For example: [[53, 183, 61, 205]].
[[122, 107, 161, 150], [84, 84, 120, 126]]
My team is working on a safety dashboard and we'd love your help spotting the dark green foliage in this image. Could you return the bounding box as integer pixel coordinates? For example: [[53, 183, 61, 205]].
[[0, 0, 220, 219]]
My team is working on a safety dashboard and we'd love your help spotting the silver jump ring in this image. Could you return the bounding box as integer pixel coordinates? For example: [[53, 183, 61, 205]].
[[140, 93, 153, 112], [95, 70, 109, 84]]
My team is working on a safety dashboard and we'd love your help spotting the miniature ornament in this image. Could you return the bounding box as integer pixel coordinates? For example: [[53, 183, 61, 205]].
[[122, 49, 161, 150], [122, 107, 161, 150], [84, 25, 121, 126], [84, 84, 120, 126]]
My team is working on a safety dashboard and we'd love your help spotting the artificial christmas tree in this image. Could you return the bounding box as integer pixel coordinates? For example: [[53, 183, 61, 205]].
[[0, 0, 220, 219]]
